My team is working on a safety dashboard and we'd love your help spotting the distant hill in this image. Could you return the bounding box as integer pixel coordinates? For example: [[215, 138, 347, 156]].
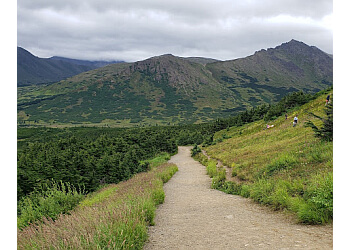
[[17, 47, 122, 86], [206, 39, 332, 107], [17, 40, 332, 127], [49, 56, 123, 68]]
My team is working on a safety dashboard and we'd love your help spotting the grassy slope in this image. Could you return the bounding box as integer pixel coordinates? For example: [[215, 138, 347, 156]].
[[17, 155, 177, 249], [200, 91, 333, 224]]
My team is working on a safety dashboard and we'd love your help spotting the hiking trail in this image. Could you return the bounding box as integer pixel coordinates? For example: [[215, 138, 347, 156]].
[[144, 146, 332, 249]]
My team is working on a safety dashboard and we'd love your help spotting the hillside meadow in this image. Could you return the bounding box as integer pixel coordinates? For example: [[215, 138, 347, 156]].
[[195, 91, 333, 224]]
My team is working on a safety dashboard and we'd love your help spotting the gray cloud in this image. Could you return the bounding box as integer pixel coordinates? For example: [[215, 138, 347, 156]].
[[17, 0, 333, 62]]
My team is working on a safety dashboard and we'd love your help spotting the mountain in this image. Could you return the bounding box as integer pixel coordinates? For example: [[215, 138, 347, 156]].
[[206, 39, 332, 107], [17, 47, 121, 86], [49, 56, 123, 68], [17, 40, 332, 127]]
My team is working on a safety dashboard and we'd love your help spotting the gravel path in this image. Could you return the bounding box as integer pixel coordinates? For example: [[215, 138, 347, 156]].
[[144, 146, 332, 250]]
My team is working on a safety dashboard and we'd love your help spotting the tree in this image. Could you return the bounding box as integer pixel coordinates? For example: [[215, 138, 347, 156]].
[[305, 99, 333, 141]]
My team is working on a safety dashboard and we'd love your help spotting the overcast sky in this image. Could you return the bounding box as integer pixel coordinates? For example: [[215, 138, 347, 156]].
[[17, 0, 333, 62]]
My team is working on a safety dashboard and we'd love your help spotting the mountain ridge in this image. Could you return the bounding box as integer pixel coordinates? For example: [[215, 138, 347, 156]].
[[17, 47, 122, 86], [17, 40, 332, 127]]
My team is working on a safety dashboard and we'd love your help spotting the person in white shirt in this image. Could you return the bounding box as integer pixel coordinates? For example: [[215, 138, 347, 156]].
[[293, 115, 298, 127]]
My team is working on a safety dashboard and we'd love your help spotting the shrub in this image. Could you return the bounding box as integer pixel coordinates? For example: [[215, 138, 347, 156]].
[[191, 144, 202, 157], [305, 98, 333, 141]]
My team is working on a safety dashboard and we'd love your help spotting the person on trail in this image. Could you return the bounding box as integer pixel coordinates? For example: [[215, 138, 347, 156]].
[[293, 115, 298, 127], [285, 113, 288, 120], [326, 95, 330, 105]]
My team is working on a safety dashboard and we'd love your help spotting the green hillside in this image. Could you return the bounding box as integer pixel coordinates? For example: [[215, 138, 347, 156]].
[[17, 40, 332, 127], [195, 90, 333, 224], [206, 40, 332, 107]]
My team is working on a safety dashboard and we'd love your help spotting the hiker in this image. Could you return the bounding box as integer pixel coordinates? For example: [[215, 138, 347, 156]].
[[266, 124, 274, 129], [293, 115, 298, 127], [326, 94, 330, 105], [285, 113, 288, 120]]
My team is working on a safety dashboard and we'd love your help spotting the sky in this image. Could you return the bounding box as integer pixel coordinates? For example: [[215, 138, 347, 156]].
[[17, 0, 333, 62]]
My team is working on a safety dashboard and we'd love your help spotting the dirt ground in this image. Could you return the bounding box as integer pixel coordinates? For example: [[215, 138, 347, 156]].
[[144, 146, 333, 250]]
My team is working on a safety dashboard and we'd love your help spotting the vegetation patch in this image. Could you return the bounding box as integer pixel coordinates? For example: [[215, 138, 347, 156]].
[[17, 181, 85, 229], [17, 163, 178, 249], [197, 89, 333, 224]]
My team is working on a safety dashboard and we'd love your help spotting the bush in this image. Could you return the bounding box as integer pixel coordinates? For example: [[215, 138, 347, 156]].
[[191, 144, 202, 157]]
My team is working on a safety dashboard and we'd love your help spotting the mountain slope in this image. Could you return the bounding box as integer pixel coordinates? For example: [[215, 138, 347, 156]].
[[17, 47, 120, 86], [206, 40, 332, 107], [17, 40, 332, 127]]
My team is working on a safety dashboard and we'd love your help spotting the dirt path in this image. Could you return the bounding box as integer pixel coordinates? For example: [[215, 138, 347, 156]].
[[144, 146, 332, 249]]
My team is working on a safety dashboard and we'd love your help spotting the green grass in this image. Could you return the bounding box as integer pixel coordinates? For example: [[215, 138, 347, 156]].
[[193, 153, 226, 189], [198, 91, 333, 224], [144, 152, 171, 168], [17, 181, 85, 229], [17, 162, 178, 249]]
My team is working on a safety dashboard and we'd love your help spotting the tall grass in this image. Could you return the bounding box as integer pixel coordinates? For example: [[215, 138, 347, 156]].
[[17, 163, 178, 249], [198, 92, 333, 224], [17, 181, 85, 229], [193, 154, 226, 189]]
